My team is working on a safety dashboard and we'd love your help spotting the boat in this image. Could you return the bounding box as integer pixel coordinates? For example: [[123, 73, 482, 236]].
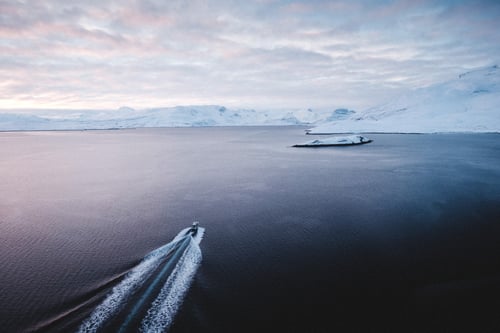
[[188, 221, 199, 236]]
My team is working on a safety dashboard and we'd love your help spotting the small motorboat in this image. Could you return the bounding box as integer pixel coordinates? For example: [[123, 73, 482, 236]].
[[188, 221, 199, 236]]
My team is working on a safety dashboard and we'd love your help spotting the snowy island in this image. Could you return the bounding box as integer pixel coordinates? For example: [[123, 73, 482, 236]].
[[293, 135, 372, 147]]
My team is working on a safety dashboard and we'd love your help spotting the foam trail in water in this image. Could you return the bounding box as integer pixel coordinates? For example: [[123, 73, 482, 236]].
[[77, 228, 196, 333], [140, 237, 202, 333]]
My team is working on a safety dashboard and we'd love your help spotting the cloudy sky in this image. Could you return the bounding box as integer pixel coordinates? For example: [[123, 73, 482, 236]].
[[1, 0, 499, 110]]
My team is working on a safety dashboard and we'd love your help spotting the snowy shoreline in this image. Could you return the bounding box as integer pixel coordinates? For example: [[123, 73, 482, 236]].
[[306, 130, 500, 135], [1, 126, 498, 135], [0, 124, 308, 133]]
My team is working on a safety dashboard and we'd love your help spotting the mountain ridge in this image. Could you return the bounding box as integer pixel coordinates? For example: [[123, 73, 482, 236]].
[[1, 66, 499, 132]]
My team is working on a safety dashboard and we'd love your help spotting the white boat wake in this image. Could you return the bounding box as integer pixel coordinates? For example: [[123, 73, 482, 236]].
[[140, 238, 202, 332], [78, 225, 204, 333]]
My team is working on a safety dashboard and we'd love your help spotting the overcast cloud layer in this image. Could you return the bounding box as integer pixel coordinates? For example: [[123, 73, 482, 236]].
[[1, 0, 499, 110]]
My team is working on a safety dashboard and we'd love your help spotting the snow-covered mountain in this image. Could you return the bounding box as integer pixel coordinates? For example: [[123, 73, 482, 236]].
[[2, 66, 498, 133], [309, 65, 500, 134], [0, 105, 352, 131]]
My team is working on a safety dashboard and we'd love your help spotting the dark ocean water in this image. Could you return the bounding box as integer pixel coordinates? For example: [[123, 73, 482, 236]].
[[1, 127, 500, 333]]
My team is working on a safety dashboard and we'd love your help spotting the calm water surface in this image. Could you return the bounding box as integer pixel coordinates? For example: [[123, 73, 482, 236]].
[[1, 127, 500, 332]]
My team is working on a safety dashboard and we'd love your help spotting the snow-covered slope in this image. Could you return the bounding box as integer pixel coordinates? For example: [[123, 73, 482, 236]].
[[0, 106, 353, 131], [309, 65, 500, 134]]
